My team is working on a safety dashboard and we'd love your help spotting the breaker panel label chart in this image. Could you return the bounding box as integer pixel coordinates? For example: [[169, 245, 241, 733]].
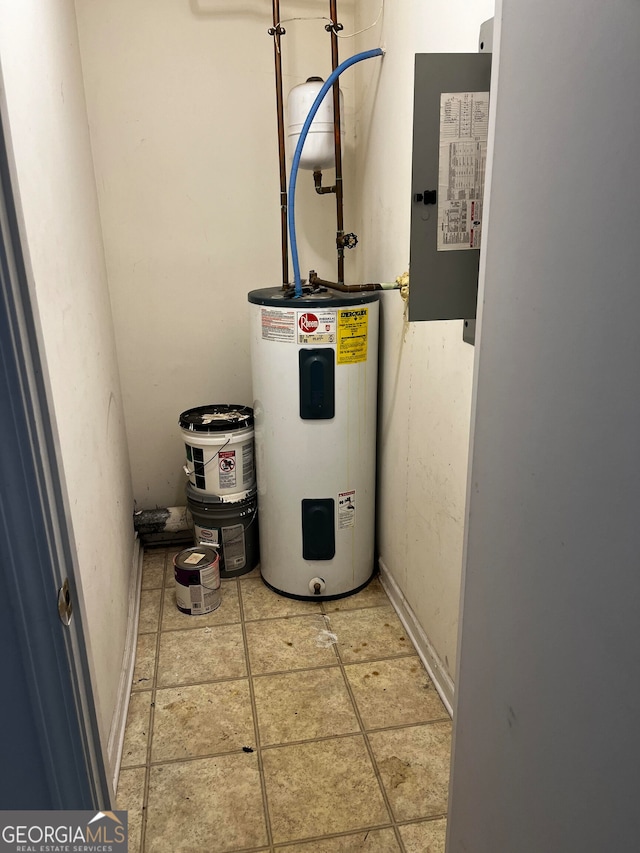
[[437, 91, 489, 251], [337, 308, 368, 364]]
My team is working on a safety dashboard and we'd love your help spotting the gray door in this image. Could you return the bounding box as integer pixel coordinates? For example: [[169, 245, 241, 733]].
[[448, 2, 640, 850], [0, 113, 109, 808]]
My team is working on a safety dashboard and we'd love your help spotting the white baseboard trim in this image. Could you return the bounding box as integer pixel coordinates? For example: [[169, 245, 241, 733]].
[[107, 535, 143, 792], [378, 557, 455, 718]]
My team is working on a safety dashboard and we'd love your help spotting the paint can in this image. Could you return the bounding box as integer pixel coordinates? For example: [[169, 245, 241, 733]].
[[186, 484, 259, 578], [173, 545, 221, 615], [179, 404, 255, 497]]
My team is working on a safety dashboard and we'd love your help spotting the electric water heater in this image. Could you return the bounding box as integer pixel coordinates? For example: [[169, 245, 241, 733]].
[[248, 287, 379, 599]]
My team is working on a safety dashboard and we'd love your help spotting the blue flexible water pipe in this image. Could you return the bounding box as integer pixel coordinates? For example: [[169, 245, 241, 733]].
[[288, 47, 384, 297]]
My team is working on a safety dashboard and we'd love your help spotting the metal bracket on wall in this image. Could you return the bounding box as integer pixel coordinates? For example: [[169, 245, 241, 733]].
[[463, 319, 476, 346]]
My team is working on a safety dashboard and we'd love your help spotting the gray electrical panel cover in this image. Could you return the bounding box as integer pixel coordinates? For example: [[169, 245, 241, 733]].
[[409, 54, 492, 322]]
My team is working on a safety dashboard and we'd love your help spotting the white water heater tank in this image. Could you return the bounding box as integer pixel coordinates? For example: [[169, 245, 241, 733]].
[[248, 287, 379, 599], [287, 77, 344, 170]]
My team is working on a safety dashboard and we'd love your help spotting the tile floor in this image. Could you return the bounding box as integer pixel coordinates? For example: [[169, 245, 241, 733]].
[[117, 548, 452, 853]]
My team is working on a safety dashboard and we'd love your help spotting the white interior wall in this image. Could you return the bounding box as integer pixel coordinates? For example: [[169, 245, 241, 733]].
[[75, 0, 355, 509], [72, 0, 493, 696], [353, 0, 494, 687], [0, 0, 134, 755]]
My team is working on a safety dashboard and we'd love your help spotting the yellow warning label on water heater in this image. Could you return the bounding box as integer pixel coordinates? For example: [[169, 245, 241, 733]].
[[337, 308, 368, 365]]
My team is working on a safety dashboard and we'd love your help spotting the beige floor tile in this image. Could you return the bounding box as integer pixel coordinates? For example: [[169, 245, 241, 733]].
[[138, 588, 162, 634], [263, 735, 389, 843], [327, 607, 412, 663], [142, 549, 166, 568], [369, 722, 452, 821], [120, 692, 152, 768], [131, 632, 156, 692], [345, 656, 447, 729], [131, 549, 454, 852], [161, 584, 240, 631], [254, 667, 358, 746], [399, 818, 447, 853], [152, 679, 254, 761], [246, 615, 338, 674], [115, 766, 145, 853], [157, 624, 247, 687], [281, 828, 401, 852], [238, 564, 262, 580], [141, 550, 166, 589], [323, 578, 390, 612], [241, 578, 323, 621], [145, 753, 267, 853]]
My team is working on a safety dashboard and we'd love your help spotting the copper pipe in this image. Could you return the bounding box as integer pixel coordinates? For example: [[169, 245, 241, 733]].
[[309, 270, 382, 293], [270, 1, 288, 287], [328, 0, 345, 284], [313, 169, 336, 195]]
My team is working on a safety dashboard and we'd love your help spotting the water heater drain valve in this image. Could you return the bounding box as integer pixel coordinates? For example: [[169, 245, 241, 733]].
[[309, 577, 326, 596]]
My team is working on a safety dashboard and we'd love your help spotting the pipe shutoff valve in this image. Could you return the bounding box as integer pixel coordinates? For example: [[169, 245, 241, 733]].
[[340, 233, 358, 250]]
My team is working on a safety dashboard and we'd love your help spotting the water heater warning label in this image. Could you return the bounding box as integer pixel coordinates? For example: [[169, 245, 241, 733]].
[[261, 308, 296, 342], [297, 310, 336, 344], [338, 490, 356, 529], [260, 307, 338, 344], [337, 308, 368, 364]]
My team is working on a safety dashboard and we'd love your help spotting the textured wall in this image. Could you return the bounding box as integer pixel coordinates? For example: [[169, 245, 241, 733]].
[[353, 0, 493, 683], [0, 0, 134, 755], [76, 0, 356, 508]]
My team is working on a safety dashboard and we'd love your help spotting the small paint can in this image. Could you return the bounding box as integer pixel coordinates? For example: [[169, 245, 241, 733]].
[[173, 546, 221, 615]]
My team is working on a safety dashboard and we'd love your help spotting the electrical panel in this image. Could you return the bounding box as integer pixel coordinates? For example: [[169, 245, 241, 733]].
[[408, 53, 492, 323]]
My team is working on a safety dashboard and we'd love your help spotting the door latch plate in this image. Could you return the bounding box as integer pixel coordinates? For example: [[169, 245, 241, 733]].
[[57, 578, 73, 626]]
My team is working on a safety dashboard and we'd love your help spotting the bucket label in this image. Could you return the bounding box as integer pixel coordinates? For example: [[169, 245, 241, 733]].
[[338, 489, 356, 529], [261, 307, 296, 342], [199, 562, 221, 592], [189, 582, 219, 613], [222, 523, 246, 570], [175, 578, 220, 614], [219, 450, 237, 489], [192, 446, 206, 490], [194, 523, 247, 571], [183, 551, 207, 566], [337, 308, 368, 364], [297, 310, 336, 345], [242, 442, 255, 487], [195, 524, 219, 546]]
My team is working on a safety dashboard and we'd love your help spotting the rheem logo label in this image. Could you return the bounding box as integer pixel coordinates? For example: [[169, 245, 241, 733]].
[[299, 313, 319, 334]]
